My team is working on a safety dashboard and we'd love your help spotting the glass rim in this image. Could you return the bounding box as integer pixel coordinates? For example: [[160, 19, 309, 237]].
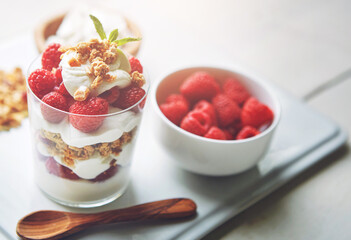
[[27, 55, 150, 118]]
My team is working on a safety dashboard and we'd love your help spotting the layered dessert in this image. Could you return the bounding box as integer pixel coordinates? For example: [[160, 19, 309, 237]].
[[27, 15, 146, 206]]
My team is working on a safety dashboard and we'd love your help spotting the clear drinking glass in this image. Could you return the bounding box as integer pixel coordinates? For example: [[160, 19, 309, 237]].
[[27, 57, 149, 207]]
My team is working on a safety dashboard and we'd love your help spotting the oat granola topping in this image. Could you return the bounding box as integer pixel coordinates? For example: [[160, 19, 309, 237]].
[[40, 130, 134, 166], [0, 68, 27, 131], [74, 86, 90, 101], [131, 71, 146, 87], [62, 39, 126, 101]]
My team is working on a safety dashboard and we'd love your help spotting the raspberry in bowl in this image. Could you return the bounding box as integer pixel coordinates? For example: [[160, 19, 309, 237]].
[[27, 16, 148, 207], [152, 66, 280, 176]]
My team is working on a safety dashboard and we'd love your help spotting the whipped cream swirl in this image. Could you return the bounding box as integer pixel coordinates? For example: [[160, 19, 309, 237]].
[[60, 49, 131, 98]]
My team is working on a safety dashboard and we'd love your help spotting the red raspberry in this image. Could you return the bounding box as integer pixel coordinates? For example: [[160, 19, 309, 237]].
[[204, 126, 226, 140], [223, 129, 234, 140], [129, 57, 143, 73], [236, 126, 260, 140], [212, 94, 241, 127], [160, 101, 189, 126], [28, 69, 56, 99], [180, 71, 220, 103], [232, 121, 243, 132], [69, 97, 109, 133], [54, 67, 63, 85], [112, 86, 146, 109], [45, 157, 80, 180], [241, 97, 274, 128], [194, 100, 217, 126], [223, 78, 251, 105], [90, 160, 118, 182], [165, 94, 190, 109], [180, 111, 212, 136], [41, 92, 68, 123], [57, 82, 70, 96], [99, 86, 120, 104], [66, 96, 76, 107], [42, 43, 62, 71]]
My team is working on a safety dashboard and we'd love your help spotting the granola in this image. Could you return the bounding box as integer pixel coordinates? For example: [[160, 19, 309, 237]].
[[39, 129, 133, 166], [0, 68, 27, 131], [61, 39, 120, 94], [131, 71, 146, 87], [61, 38, 144, 102]]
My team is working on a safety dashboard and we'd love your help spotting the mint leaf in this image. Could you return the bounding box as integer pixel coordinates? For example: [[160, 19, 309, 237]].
[[114, 37, 141, 47], [89, 15, 106, 40], [108, 29, 119, 42]]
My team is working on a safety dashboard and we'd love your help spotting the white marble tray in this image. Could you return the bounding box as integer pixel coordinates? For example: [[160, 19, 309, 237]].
[[0, 36, 347, 240]]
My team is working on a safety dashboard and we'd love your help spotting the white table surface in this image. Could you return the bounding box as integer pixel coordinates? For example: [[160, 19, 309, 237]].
[[0, 0, 350, 239]]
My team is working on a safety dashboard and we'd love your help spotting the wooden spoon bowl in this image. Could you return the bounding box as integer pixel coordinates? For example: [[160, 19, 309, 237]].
[[17, 198, 197, 240], [34, 12, 142, 55]]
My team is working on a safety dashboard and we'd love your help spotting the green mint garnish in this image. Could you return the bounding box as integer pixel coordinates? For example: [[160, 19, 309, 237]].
[[108, 29, 119, 42], [89, 15, 106, 40], [114, 37, 142, 47], [89, 14, 141, 45]]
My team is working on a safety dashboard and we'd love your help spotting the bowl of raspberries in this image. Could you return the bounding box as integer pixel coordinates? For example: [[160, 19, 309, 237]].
[[152, 66, 281, 176]]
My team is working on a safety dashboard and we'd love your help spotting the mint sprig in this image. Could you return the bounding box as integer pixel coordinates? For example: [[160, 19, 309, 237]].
[[108, 29, 119, 42], [114, 37, 142, 47], [89, 14, 141, 46], [89, 15, 106, 40]]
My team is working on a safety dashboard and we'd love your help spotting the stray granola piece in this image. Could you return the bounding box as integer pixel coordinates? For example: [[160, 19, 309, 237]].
[[0, 67, 28, 131], [74, 86, 90, 101], [131, 71, 145, 87]]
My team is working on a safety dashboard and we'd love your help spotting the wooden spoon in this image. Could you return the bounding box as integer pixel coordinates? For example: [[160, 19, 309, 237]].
[[17, 198, 196, 240]]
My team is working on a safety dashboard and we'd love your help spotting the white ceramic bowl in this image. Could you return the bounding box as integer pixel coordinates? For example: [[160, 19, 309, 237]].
[[151, 66, 281, 176]]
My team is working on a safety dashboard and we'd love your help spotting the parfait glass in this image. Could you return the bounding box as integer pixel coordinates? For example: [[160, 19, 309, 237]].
[[27, 57, 149, 207]]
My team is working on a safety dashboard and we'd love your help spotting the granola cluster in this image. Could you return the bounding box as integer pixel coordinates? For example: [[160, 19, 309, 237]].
[[0, 68, 27, 131], [61, 39, 120, 101], [39, 129, 133, 167], [131, 71, 146, 87]]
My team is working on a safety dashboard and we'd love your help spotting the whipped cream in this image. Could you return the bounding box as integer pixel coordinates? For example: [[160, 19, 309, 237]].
[[60, 49, 131, 97], [46, 6, 133, 47]]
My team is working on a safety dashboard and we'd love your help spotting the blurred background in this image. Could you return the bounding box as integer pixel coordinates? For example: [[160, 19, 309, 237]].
[[1, 0, 351, 98], [0, 0, 350, 239]]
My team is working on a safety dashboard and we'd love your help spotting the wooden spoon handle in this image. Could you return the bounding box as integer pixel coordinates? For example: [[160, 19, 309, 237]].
[[82, 198, 196, 225]]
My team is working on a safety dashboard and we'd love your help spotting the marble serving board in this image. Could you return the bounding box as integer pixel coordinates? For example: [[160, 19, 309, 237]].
[[0, 36, 347, 240]]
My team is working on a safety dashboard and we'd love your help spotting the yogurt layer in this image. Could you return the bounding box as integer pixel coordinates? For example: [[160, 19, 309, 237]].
[[60, 49, 131, 97]]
